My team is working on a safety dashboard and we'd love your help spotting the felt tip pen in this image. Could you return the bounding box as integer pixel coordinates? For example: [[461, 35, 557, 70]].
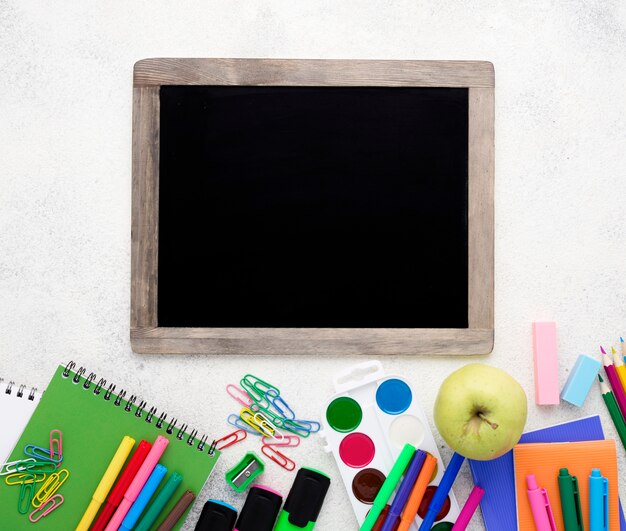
[[381, 450, 427, 531], [360, 444, 415, 531], [120, 464, 168, 531], [526, 474, 557, 531], [557, 468, 583, 531], [75, 435, 135, 531], [589, 469, 608, 531], [134, 472, 183, 531], [156, 489, 195, 531], [418, 452, 465, 531], [235, 485, 283, 531], [105, 435, 169, 531], [91, 440, 152, 531], [397, 454, 437, 531], [451, 485, 485, 531]]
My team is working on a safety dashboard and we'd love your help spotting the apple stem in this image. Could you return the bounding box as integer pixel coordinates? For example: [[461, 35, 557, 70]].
[[478, 412, 499, 430]]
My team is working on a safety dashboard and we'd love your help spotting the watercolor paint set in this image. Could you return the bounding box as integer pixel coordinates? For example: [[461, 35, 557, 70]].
[[320, 361, 460, 530]]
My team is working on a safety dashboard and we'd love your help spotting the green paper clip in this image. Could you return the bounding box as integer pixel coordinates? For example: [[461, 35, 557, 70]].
[[225, 452, 265, 493], [18, 479, 35, 514]]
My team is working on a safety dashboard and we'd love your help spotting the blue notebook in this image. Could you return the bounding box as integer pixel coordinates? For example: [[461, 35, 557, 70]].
[[468, 415, 626, 530]]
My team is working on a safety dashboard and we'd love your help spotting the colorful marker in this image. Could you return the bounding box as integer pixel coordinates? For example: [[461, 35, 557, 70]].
[[105, 436, 169, 530], [361, 444, 415, 531], [91, 440, 152, 531], [451, 485, 485, 530], [598, 376, 626, 451], [526, 474, 557, 531], [601, 346, 626, 419], [120, 464, 167, 531], [381, 450, 426, 531], [589, 468, 608, 531], [235, 485, 283, 531], [76, 435, 135, 531], [156, 489, 195, 531], [135, 472, 183, 531], [418, 452, 464, 531], [195, 499, 237, 531], [275, 467, 330, 531], [557, 468, 583, 531], [397, 454, 437, 531]]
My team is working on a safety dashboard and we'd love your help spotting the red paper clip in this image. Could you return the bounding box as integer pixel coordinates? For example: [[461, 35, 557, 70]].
[[226, 384, 253, 407], [213, 429, 247, 452], [29, 494, 64, 522], [49, 430, 62, 461], [261, 444, 296, 471]]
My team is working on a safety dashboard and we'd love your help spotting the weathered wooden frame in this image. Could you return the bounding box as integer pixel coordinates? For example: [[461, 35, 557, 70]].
[[131, 59, 494, 355]]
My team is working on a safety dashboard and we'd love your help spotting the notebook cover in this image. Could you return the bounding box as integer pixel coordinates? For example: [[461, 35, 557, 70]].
[[468, 415, 626, 530], [0, 380, 41, 463], [0, 365, 219, 530], [514, 439, 619, 530]]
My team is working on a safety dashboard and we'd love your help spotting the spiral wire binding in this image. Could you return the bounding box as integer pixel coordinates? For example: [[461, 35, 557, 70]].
[[1, 377, 38, 401], [61, 360, 214, 456]]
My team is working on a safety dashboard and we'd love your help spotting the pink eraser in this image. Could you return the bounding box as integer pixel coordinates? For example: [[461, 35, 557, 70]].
[[532, 322, 560, 404]]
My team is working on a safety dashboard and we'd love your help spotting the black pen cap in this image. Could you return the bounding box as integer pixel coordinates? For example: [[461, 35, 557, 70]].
[[194, 499, 237, 531], [282, 467, 331, 528], [235, 485, 283, 531]]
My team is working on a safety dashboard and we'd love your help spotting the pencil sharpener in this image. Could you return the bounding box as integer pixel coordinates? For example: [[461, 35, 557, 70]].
[[225, 451, 265, 493]]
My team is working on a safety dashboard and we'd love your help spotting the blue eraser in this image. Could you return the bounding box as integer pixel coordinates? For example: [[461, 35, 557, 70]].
[[561, 354, 601, 407]]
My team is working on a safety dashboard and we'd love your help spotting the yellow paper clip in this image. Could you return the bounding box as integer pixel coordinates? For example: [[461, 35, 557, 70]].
[[5, 472, 46, 486], [32, 469, 69, 508], [29, 494, 64, 523], [49, 430, 62, 461], [18, 479, 36, 514], [240, 407, 275, 436]]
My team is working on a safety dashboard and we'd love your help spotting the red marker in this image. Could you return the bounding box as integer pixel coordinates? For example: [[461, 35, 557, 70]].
[[91, 440, 152, 531]]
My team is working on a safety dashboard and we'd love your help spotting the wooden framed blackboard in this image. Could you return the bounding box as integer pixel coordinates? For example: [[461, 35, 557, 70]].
[[131, 59, 494, 355]]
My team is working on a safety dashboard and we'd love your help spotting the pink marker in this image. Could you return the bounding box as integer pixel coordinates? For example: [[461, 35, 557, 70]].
[[104, 436, 169, 531], [451, 485, 485, 530], [526, 474, 557, 531]]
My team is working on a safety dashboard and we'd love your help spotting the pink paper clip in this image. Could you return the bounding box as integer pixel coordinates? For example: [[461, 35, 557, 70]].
[[262, 435, 300, 448], [211, 429, 247, 453], [261, 444, 296, 471], [226, 384, 253, 407], [49, 430, 62, 461], [29, 494, 64, 522]]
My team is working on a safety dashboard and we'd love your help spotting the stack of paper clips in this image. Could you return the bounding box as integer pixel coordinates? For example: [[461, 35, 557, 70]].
[[212, 374, 320, 471], [1, 429, 68, 522]]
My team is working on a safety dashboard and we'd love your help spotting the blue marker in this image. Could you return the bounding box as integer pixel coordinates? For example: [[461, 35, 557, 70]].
[[589, 468, 608, 531], [382, 450, 427, 531], [418, 452, 464, 531], [120, 464, 167, 531]]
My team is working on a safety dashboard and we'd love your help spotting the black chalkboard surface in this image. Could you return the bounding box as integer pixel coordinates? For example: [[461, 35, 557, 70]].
[[158, 85, 469, 328]]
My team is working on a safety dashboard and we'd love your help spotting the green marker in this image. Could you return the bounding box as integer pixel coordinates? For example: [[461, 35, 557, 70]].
[[558, 468, 584, 531], [134, 472, 183, 531], [275, 467, 330, 530], [360, 443, 416, 531]]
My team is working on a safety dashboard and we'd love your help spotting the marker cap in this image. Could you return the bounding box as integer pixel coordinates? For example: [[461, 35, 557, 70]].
[[235, 485, 283, 531], [276, 467, 330, 530], [194, 499, 237, 531]]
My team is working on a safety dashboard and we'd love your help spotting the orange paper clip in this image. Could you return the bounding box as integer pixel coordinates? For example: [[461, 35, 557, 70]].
[[29, 494, 64, 522], [261, 444, 296, 471]]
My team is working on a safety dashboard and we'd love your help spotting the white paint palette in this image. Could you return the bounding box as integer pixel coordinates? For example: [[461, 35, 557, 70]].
[[319, 361, 460, 530]]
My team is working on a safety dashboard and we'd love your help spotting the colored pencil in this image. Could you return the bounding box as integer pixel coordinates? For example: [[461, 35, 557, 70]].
[[598, 375, 626, 452], [612, 346, 626, 395], [601, 346, 626, 420]]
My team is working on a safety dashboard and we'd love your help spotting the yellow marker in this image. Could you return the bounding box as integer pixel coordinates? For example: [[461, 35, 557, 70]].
[[75, 435, 135, 531], [613, 347, 626, 395]]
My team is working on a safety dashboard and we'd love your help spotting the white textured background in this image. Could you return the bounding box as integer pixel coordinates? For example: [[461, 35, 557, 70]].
[[1, 1, 626, 529]]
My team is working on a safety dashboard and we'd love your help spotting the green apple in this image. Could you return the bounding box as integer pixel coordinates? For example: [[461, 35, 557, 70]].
[[433, 363, 527, 460]]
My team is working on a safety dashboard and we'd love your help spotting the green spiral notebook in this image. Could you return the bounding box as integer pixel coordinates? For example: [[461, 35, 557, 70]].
[[0, 363, 219, 530]]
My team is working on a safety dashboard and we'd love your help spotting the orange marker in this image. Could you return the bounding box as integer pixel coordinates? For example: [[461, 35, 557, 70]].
[[397, 454, 437, 531]]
